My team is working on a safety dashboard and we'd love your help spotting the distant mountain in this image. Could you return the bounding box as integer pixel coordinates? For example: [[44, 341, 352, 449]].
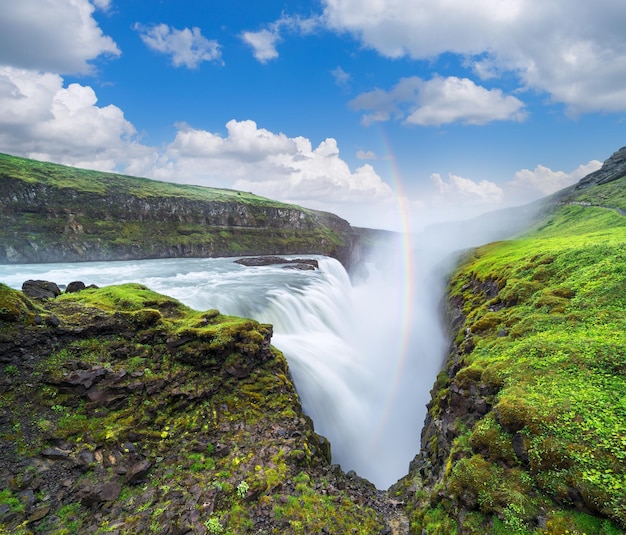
[[0, 153, 376, 271]]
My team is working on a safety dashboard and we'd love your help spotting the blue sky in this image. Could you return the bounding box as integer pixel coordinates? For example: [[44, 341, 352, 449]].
[[1, 1, 625, 230]]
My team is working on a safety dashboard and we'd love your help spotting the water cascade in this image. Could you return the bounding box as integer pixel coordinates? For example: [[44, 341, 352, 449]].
[[0, 251, 448, 488]]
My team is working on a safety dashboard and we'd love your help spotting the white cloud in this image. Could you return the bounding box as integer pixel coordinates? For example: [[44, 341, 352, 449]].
[[349, 77, 420, 125], [241, 29, 281, 63], [0, 0, 119, 74], [323, 0, 626, 114], [154, 121, 394, 210], [406, 76, 526, 126], [169, 120, 297, 162], [0, 67, 150, 171], [506, 160, 602, 202], [350, 76, 525, 126], [356, 150, 376, 160], [136, 24, 222, 69], [242, 15, 322, 63], [431, 172, 504, 205], [92, 0, 112, 10], [331, 66, 351, 88]]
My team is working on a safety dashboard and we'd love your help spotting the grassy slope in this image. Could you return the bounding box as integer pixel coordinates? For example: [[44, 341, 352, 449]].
[[0, 152, 289, 206], [400, 178, 626, 533]]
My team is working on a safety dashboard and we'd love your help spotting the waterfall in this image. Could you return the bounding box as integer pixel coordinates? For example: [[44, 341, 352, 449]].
[[0, 252, 448, 488]]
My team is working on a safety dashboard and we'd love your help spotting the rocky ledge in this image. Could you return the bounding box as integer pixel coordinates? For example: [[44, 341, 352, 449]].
[[0, 281, 405, 534], [234, 256, 320, 271]]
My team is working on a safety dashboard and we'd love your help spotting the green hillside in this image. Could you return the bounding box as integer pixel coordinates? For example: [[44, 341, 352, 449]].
[[0, 152, 293, 205], [395, 174, 626, 533], [0, 153, 365, 269]]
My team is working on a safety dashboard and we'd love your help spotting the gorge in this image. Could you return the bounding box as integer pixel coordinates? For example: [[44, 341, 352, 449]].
[[1, 150, 626, 534]]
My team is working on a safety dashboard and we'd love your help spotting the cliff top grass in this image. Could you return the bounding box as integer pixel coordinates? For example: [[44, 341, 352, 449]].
[[0, 152, 303, 209], [408, 176, 626, 534]]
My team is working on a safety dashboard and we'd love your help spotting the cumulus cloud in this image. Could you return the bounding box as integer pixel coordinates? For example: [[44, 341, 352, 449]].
[[136, 24, 222, 68], [241, 29, 281, 63], [350, 76, 525, 126], [0, 0, 119, 74], [322, 0, 626, 114], [151, 120, 394, 211], [406, 76, 526, 126], [0, 67, 150, 171], [506, 160, 602, 202], [242, 15, 322, 62]]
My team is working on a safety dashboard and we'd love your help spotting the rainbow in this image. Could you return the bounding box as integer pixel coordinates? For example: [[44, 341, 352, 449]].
[[368, 128, 417, 449]]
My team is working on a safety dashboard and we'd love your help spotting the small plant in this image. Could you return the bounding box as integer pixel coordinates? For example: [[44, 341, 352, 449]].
[[204, 516, 224, 534], [236, 480, 249, 499], [3, 364, 19, 376]]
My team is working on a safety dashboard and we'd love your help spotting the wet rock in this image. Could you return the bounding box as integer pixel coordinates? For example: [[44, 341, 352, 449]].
[[41, 447, 71, 460], [22, 280, 61, 299], [283, 262, 317, 271], [234, 256, 319, 270], [126, 460, 151, 484], [65, 281, 86, 293]]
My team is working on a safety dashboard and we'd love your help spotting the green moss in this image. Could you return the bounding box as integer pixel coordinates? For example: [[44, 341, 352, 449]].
[[0, 283, 38, 321]]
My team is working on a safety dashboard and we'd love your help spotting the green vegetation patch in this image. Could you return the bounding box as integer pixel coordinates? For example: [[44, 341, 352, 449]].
[[403, 177, 626, 533]]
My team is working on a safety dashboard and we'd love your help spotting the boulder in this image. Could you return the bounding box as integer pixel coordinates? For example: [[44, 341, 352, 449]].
[[234, 256, 319, 270], [65, 281, 86, 293], [21, 280, 61, 299]]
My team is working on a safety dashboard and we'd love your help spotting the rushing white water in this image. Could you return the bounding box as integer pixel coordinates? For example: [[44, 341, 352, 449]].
[[0, 251, 446, 488]]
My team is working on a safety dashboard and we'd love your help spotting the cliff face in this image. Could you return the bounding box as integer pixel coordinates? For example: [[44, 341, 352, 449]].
[[392, 161, 626, 534], [0, 281, 404, 534], [0, 153, 369, 271]]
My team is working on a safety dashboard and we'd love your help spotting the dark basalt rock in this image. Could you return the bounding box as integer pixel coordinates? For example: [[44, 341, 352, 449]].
[[234, 255, 319, 270], [65, 281, 86, 293], [22, 280, 61, 299]]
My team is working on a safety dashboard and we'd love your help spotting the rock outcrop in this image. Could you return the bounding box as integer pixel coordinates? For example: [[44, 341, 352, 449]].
[[0, 281, 403, 534], [575, 146, 626, 188]]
